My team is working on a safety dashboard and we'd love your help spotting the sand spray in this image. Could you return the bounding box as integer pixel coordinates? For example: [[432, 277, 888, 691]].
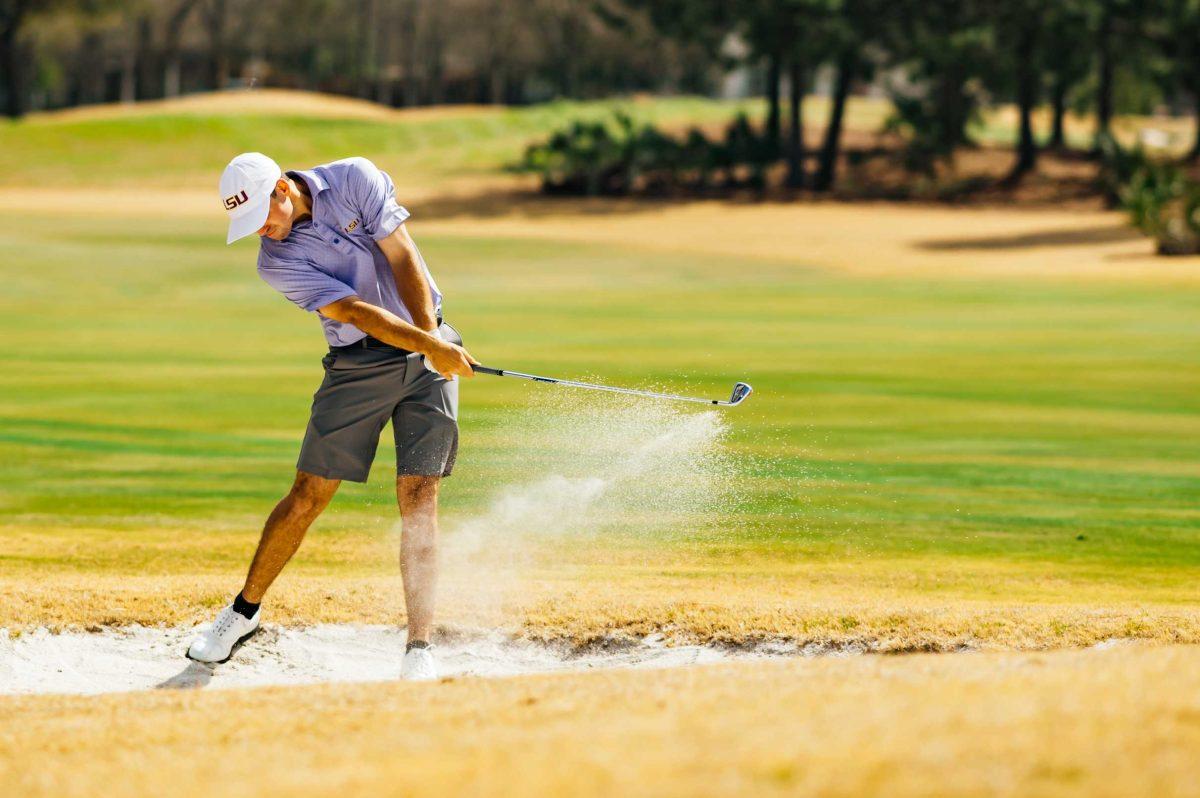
[[430, 392, 736, 629]]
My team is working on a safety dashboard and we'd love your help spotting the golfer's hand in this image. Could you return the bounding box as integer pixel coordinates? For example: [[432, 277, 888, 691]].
[[428, 340, 477, 380]]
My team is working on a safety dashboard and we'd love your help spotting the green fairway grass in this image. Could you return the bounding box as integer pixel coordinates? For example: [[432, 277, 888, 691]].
[[1, 95, 1199, 632], [3, 212, 1198, 590], [0, 95, 769, 189]]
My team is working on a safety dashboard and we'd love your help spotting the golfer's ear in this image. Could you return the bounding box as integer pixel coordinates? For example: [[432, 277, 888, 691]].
[[274, 177, 289, 197]]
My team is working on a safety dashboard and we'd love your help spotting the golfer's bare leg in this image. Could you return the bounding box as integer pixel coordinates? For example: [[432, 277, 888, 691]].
[[240, 470, 340, 603], [397, 475, 440, 643]]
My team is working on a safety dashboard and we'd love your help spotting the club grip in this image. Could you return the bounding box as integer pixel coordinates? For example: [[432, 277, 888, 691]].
[[471, 365, 504, 376]]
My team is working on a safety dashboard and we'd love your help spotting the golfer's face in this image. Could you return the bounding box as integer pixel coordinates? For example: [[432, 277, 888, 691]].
[[258, 192, 294, 241]]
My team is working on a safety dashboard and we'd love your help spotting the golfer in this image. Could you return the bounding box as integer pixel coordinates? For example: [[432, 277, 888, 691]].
[[187, 153, 477, 680]]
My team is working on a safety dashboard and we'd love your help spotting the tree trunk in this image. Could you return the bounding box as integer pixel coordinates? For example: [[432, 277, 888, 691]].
[[1049, 73, 1067, 150], [1190, 92, 1200, 161], [0, 1, 27, 118], [786, 57, 805, 189], [1007, 29, 1039, 182], [765, 50, 781, 156], [424, 4, 445, 104], [814, 54, 852, 192], [120, 51, 137, 104], [118, 12, 153, 103], [119, 16, 140, 105], [356, 0, 377, 98], [1094, 9, 1114, 151], [77, 32, 106, 105], [136, 16, 155, 99], [936, 69, 968, 154], [398, 0, 420, 105], [205, 0, 229, 91], [488, 69, 506, 105], [164, 60, 181, 98], [484, 0, 511, 105], [164, 0, 200, 98], [376, 77, 394, 106], [557, 13, 581, 97], [374, 0, 393, 105]]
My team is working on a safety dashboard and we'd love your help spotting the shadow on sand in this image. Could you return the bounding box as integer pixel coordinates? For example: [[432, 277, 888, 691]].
[[417, 189, 818, 222], [155, 660, 215, 691], [916, 224, 1141, 251]]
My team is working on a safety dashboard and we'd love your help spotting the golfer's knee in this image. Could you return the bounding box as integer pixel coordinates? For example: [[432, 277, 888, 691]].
[[397, 475, 439, 512], [404, 536, 437, 563], [287, 471, 339, 515]]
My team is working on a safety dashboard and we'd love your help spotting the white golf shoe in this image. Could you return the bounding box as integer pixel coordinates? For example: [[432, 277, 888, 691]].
[[401, 645, 438, 681], [186, 605, 260, 664]]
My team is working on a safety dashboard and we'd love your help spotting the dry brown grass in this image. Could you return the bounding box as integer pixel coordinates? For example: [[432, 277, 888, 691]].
[[5, 643, 1200, 797], [6, 562, 1200, 654], [418, 199, 1189, 283], [2, 187, 1191, 285]]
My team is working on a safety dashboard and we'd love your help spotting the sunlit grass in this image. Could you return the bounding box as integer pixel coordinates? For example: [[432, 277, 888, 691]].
[[7, 90, 1172, 192], [0, 94, 1198, 642]]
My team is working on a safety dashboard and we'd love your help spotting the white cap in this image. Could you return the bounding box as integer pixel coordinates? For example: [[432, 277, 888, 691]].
[[219, 152, 281, 244]]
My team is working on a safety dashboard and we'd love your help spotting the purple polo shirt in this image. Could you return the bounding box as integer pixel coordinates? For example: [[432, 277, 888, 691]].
[[256, 157, 442, 347]]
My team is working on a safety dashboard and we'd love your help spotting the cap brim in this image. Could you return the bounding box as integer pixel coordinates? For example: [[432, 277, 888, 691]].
[[225, 196, 271, 244]]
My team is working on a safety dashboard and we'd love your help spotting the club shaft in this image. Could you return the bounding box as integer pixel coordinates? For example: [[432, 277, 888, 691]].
[[472, 365, 726, 405]]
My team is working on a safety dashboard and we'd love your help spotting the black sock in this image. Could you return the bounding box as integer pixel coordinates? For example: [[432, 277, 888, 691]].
[[232, 592, 260, 620], [406, 639, 431, 652]]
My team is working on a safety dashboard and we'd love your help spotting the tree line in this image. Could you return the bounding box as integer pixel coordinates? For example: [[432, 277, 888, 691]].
[[627, 0, 1200, 189], [4, 1, 1199, 188], [1, 0, 718, 116]]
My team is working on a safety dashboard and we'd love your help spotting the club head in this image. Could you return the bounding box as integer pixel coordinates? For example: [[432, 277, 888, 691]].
[[726, 382, 753, 406]]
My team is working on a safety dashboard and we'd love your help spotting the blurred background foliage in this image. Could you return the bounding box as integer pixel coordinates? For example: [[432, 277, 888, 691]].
[[5, 0, 1200, 250]]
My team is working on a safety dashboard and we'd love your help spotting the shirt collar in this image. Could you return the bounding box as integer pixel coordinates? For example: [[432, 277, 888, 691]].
[[286, 169, 328, 229], [288, 169, 329, 197]]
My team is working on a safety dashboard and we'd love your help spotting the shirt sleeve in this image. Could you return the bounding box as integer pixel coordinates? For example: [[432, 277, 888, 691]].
[[258, 252, 357, 313], [344, 157, 411, 240]]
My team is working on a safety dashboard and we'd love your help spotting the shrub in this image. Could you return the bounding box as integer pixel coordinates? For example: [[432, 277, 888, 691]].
[[1106, 139, 1200, 256], [516, 111, 774, 196]]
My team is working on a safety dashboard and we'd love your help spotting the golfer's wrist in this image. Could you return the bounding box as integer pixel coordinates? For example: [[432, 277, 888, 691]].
[[420, 327, 446, 357]]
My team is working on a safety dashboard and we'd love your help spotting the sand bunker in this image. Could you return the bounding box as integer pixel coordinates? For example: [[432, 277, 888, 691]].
[[0, 625, 800, 696]]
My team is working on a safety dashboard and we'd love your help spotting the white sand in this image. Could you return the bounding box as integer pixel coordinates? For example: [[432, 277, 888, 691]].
[[0, 625, 798, 696]]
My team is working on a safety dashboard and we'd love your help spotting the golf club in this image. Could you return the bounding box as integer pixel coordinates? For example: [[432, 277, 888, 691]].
[[470, 364, 753, 407]]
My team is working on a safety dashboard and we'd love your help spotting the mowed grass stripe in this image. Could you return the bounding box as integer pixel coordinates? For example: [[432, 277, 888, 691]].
[[1, 98, 1198, 626], [2, 206, 1198, 590]]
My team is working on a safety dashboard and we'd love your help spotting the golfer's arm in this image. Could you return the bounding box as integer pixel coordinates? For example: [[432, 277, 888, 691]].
[[319, 296, 442, 355], [376, 224, 438, 333]]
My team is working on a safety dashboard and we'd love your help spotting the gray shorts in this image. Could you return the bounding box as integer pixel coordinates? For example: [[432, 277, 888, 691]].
[[296, 323, 461, 483]]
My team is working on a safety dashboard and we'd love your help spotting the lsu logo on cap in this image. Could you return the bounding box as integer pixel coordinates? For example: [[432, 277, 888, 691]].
[[224, 190, 249, 210], [343, 219, 360, 233]]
